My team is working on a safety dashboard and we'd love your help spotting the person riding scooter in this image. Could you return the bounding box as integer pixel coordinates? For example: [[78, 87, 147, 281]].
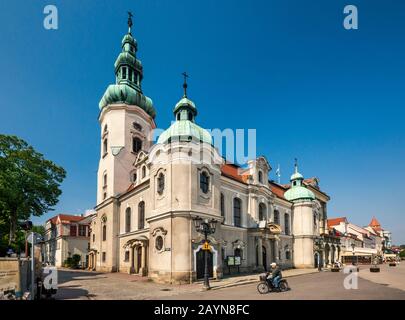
[[266, 262, 282, 288]]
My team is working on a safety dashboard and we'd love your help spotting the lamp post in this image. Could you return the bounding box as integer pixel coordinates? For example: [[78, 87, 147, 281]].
[[193, 217, 217, 290], [351, 242, 356, 265], [314, 237, 323, 271]]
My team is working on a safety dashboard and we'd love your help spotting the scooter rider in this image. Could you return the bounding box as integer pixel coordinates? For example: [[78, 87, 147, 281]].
[[267, 262, 282, 288]]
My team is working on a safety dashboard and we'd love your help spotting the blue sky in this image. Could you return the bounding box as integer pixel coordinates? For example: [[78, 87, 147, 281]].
[[0, 0, 404, 243]]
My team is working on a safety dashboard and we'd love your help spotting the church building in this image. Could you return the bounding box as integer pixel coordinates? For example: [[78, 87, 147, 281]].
[[88, 15, 333, 284]]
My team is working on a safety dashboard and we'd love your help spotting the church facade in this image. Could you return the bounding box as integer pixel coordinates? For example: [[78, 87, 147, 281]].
[[87, 17, 334, 284]]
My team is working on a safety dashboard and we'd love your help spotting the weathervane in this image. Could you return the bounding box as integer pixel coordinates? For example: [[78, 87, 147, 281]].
[[182, 72, 189, 97], [276, 164, 281, 184], [128, 11, 133, 34]]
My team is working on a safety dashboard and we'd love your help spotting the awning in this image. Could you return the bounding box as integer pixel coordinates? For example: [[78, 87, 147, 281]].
[[340, 251, 375, 257]]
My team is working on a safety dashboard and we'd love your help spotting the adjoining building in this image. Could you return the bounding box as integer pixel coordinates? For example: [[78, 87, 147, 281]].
[[43, 214, 92, 267], [327, 216, 390, 264], [88, 15, 334, 283]]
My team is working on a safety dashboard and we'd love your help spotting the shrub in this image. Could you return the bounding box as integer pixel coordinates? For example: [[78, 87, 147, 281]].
[[72, 254, 81, 268]]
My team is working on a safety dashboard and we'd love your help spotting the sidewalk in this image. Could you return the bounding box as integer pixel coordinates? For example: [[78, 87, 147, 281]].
[[208, 268, 319, 291]]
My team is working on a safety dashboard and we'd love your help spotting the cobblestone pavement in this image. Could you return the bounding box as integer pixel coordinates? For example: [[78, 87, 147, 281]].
[[54, 269, 201, 300], [54, 268, 316, 300], [55, 264, 405, 300], [164, 264, 405, 300], [357, 262, 405, 291]]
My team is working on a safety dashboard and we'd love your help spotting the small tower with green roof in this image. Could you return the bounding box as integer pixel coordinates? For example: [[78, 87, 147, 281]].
[[285, 160, 317, 268], [157, 73, 212, 145]]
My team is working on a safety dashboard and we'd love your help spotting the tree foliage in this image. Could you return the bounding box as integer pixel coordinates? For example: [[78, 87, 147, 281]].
[[0, 134, 66, 249]]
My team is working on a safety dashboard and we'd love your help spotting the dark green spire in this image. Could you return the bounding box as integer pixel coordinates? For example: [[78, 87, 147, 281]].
[[99, 13, 155, 118]]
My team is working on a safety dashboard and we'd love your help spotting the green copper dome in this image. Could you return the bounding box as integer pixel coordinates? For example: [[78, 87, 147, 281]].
[[157, 119, 212, 144], [122, 33, 137, 48], [284, 162, 315, 202], [158, 78, 212, 145], [99, 84, 155, 118], [284, 185, 315, 202], [290, 171, 304, 181], [99, 17, 155, 119], [173, 97, 197, 116]]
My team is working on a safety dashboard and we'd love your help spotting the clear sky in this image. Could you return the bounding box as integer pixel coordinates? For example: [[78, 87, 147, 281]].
[[0, 0, 404, 243]]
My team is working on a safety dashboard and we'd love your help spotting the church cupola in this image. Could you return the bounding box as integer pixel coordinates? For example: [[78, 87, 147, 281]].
[[284, 159, 315, 202], [99, 12, 156, 118], [157, 73, 212, 145], [173, 72, 197, 122]]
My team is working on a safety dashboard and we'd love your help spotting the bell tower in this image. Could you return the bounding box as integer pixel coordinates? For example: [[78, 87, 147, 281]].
[[97, 13, 156, 204], [284, 160, 316, 268]]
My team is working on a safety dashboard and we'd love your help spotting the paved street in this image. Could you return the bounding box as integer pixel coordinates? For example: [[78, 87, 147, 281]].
[[55, 269, 202, 300], [166, 264, 405, 300], [55, 263, 405, 300]]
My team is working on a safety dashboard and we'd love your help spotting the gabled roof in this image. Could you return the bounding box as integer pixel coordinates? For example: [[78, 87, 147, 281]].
[[48, 214, 84, 224], [327, 217, 347, 227]]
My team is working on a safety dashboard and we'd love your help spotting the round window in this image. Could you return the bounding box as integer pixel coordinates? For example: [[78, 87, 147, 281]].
[[155, 236, 164, 251]]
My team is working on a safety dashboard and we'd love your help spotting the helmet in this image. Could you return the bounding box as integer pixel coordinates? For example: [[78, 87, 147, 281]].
[[271, 262, 277, 268]]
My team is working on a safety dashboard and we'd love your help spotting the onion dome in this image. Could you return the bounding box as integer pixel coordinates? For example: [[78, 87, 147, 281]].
[[157, 73, 212, 145], [99, 13, 156, 119], [284, 160, 315, 202]]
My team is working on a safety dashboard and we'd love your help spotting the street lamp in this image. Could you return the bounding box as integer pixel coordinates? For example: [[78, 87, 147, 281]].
[[193, 216, 217, 290], [314, 237, 323, 271], [351, 242, 356, 265]]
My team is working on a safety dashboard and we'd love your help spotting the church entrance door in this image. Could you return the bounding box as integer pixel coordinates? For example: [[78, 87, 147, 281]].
[[196, 248, 213, 280]]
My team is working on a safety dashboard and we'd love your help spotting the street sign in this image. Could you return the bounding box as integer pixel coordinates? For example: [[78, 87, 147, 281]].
[[26, 232, 43, 245], [202, 241, 211, 251]]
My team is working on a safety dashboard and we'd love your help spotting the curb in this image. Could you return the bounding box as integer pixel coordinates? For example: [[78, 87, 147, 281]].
[[210, 270, 319, 291]]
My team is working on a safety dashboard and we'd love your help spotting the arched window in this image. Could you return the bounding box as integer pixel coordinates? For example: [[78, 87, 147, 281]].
[[122, 66, 127, 80], [284, 213, 290, 235], [103, 138, 108, 155], [259, 203, 266, 221], [125, 207, 131, 233], [188, 112, 193, 121], [234, 248, 242, 258], [138, 201, 145, 230], [133, 122, 142, 131], [157, 173, 165, 195], [131, 171, 137, 183], [286, 251, 291, 260], [274, 210, 280, 225], [103, 173, 107, 187], [258, 171, 263, 183], [200, 172, 209, 194], [220, 193, 225, 219], [233, 198, 242, 227], [102, 225, 106, 241], [142, 166, 146, 178], [132, 137, 142, 153]]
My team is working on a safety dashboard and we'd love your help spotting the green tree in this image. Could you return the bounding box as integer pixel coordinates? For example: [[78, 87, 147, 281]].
[[0, 135, 66, 247], [32, 225, 45, 237]]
